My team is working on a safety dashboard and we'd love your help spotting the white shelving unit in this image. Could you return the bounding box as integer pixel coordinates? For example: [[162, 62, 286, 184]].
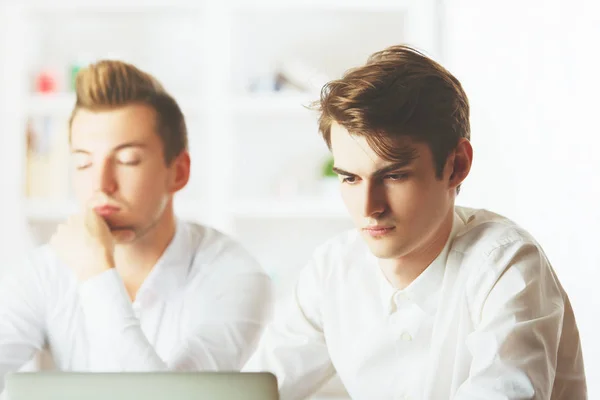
[[0, 0, 440, 397], [230, 196, 348, 219], [232, 92, 315, 116]]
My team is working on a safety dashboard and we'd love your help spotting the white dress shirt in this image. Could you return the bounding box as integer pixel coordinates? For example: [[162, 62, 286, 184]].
[[0, 219, 273, 393], [244, 206, 587, 400]]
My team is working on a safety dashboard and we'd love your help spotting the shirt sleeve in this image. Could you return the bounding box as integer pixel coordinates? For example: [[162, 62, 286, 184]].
[[77, 247, 274, 372], [455, 241, 587, 399], [243, 254, 336, 400], [0, 254, 47, 393]]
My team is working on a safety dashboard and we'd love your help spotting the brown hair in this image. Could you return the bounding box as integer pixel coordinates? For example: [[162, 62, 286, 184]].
[[316, 44, 470, 178], [69, 60, 188, 164]]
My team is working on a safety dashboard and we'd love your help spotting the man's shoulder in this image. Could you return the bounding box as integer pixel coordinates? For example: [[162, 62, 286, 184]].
[[452, 206, 553, 297], [453, 206, 540, 257], [182, 220, 236, 248], [0, 244, 63, 283], [20, 244, 59, 267], [180, 220, 265, 276]]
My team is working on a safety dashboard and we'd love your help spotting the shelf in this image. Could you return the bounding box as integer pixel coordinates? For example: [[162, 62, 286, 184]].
[[27, 93, 76, 117], [26, 92, 317, 118], [231, 0, 412, 12], [27, 93, 314, 118], [231, 197, 350, 219], [232, 93, 317, 116], [26, 0, 412, 14], [24, 199, 78, 221], [26, 93, 206, 117]]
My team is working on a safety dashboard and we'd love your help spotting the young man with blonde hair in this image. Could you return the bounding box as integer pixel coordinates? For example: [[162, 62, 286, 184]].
[[0, 60, 273, 392], [244, 45, 587, 399]]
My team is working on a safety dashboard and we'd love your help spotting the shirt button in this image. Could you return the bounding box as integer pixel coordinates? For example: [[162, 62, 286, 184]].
[[400, 332, 412, 342]]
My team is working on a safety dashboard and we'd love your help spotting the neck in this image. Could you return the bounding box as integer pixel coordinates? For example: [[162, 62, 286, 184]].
[[380, 208, 454, 290], [113, 202, 177, 300]]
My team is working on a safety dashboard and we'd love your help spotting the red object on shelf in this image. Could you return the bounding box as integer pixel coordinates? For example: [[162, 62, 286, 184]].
[[35, 71, 57, 93]]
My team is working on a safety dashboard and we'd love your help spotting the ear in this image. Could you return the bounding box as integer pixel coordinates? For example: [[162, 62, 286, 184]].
[[447, 138, 473, 190], [168, 151, 191, 193]]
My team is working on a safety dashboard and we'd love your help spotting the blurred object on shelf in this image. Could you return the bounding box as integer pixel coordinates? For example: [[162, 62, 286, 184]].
[[247, 58, 331, 95], [318, 154, 339, 198], [69, 54, 95, 92], [25, 116, 71, 200], [276, 59, 331, 94], [34, 68, 59, 93], [271, 151, 332, 199], [248, 62, 279, 93], [321, 155, 336, 178], [69, 64, 81, 92]]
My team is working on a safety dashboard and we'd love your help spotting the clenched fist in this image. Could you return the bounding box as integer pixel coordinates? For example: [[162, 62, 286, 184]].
[[50, 206, 135, 281]]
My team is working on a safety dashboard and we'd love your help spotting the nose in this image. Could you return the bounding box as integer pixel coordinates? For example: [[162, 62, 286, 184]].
[[94, 159, 118, 195], [362, 181, 387, 218]]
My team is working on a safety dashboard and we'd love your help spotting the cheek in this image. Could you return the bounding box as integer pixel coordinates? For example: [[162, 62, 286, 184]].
[[72, 172, 93, 200], [386, 179, 446, 224], [119, 168, 168, 200], [387, 182, 421, 210], [340, 185, 362, 214], [404, 178, 450, 225]]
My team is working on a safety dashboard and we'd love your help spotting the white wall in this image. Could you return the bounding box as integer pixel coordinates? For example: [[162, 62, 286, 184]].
[[0, 4, 34, 275], [444, 0, 600, 396]]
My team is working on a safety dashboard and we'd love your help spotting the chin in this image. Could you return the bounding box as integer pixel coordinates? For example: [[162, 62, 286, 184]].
[[369, 248, 401, 259], [364, 240, 403, 259], [114, 233, 137, 245]]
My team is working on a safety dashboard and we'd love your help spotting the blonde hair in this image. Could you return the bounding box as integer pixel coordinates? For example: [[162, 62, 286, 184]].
[[69, 60, 188, 164]]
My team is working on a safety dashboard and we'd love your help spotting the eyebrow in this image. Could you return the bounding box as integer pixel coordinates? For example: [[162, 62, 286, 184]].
[[71, 142, 148, 155], [332, 160, 416, 179]]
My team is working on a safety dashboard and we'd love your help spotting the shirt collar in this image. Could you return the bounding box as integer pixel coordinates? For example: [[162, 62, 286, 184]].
[[135, 218, 195, 303], [376, 211, 465, 316]]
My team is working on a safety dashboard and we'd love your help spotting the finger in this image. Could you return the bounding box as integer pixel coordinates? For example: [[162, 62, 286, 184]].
[[84, 204, 106, 230], [84, 204, 95, 223], [86, 192, 108, 210]]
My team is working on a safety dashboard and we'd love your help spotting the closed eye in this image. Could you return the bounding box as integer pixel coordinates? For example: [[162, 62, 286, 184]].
[[73, 158, 91, 171], [118, 159, 141, 166], [75, 163, 91, 171]]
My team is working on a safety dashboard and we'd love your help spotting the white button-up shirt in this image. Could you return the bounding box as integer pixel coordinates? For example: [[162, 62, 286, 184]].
[[0, 219, 273, 393], [244, 207, 587, 399]]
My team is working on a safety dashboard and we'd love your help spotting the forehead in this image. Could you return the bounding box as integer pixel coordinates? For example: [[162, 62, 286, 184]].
[[330, 121, 425, 173], [70, 104, 158, 149]]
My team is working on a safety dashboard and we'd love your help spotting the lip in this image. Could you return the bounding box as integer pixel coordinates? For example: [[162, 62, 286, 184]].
[[363, 226, 395, 237], [93, 205, 121, 217]]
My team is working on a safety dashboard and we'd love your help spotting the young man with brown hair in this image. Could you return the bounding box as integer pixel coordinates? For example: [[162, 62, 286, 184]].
[[244, 45, 586, 399], [0, 60, 273, 392]]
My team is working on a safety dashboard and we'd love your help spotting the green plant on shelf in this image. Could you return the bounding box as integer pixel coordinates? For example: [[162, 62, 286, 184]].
[[321, 155, 336, 179]]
